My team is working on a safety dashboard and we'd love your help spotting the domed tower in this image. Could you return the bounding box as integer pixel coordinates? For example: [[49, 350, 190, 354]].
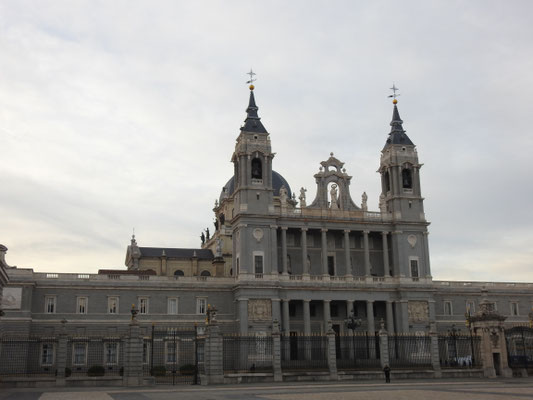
[[379, 92, 431, 279]]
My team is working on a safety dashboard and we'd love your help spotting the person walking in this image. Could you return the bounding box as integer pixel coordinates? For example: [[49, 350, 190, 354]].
[[383, 364, 391, 383]]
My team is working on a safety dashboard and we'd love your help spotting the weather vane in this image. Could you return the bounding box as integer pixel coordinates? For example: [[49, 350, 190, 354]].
[[246, 68, 257, 85], [388, 83, 400, 100]]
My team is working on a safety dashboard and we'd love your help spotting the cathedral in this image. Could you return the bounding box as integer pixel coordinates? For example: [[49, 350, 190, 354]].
[[1, 84, 532, 338]]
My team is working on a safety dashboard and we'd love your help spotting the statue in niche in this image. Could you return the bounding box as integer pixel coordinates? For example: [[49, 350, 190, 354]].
[[200, 232, 205, 245], [379, 193, 386, 213], [214, 218, 219, 230], [215, 238, 223, 258], [330, 183, 339, 209], [299, 187, 307, 207], [219, 213, 225, 226], [206, 228, 210, 240], [306, 255, 311, 271], [279, 185, 288, 205], [361, 192, 368, 211]]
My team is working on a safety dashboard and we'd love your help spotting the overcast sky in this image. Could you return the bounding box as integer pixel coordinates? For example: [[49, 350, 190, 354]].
[[1, 1, 532, 282]]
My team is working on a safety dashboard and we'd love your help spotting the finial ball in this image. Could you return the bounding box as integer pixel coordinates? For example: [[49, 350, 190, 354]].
[[249, 84, 255, 91], [393, 99, 398, 105]]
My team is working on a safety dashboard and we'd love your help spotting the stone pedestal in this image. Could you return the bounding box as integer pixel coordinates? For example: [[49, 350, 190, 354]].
[[378, 328, 390, 368], [123, 321, 143, 386], [326, 322, 338, 380], [204, 323, 224, 384]]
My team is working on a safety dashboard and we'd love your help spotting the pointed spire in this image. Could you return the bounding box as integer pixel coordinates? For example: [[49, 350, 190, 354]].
[[385, 99, 414, 146], [241, 73, 268, 134]]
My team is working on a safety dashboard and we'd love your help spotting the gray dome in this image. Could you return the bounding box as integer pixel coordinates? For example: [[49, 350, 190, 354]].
[[220, 171, 292, 202]]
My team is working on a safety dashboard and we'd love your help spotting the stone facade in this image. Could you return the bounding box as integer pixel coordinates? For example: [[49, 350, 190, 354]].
[[1, 88, 533, 340]]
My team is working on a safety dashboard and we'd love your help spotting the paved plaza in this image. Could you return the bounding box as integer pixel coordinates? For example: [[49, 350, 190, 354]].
[[1, 379, 533, 400]]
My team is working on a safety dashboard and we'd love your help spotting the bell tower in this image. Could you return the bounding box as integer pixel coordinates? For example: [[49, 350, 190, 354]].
[[379, 97, 425, 222], [231, 82, 275, 215]]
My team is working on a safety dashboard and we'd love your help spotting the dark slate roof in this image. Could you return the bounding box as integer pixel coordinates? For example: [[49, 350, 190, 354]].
[[139, 247, 214, 260], [220, 170, 292, 201], [241, 90, 268, 134], [384, 104, 414, 147]]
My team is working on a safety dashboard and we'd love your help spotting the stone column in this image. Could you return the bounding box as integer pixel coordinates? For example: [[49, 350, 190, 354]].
[[363, 230, 371, 277], [303, 300, 311, 335], [123, 320, 143, 386], [326, 323, 338, 380], [386, 301, 395, 334], [205, 322, 224, 384], [55, 333, 68, 386], [272, 321, 282, 382], [366, 300, 375, 335], [282, 300, 290, 335], [270, 226, 278, 276], [382, 231, 390, 277], [281, 227, 288, 275], [346, 300, 354, 318], [429, 324, 442, 378], [301, 228, 309, 277], [323, 300, 331, 331], [423, 232, 431, 278], [272, 299, 281, 325], [238, 298, 248, 335], [379, 328, 390, 368], [321, 229, 328, 276], [344, 230, 352, 277], [428, 300, 436, 324]]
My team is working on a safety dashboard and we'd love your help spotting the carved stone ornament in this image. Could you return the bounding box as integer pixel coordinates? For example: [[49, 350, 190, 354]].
[[253, 228, 264, 242], [248, 299, 272, 321], [1, 287, 22, 309], [408, 301, 429, 323], [407, 235, 417, 248]]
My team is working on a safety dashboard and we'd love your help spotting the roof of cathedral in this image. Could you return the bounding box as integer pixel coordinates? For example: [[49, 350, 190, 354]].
[[138, 247, 214, 260], [384, 102, 414, 147], [241, 88, 268, 133], [220, 170, 292, 201]]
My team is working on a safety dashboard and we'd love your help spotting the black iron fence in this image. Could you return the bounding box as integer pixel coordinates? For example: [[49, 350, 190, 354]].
[[506, 326, 533, 369], [336, 333, 381, 370], [66, 337, 124, 377], [438, 334, 481, 368], [223, 335, 273, 373], [388, 334, 432, 368], [281, 335, 328, 371], [0, 337, 58, 377], [144, 327, 198, 385]]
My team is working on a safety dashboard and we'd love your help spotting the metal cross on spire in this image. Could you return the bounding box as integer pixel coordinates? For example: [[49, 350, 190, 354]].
[[246, 68, 257, 85], [388, 83, 400, 100]]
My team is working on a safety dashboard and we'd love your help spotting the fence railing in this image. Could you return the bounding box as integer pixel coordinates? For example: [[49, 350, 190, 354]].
[[66, 337, 124, 377], [223, 335, 273, 373], [506, 326, 533, 369], [388, 334, 432, 368], [0, 337, 59, 377], [438, 334, 481, 368], [280, 335, 328, 371], [336, 333, 381, 370]]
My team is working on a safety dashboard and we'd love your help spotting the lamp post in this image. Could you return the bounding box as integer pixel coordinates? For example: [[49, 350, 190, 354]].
[[448, 324, 460, 366], [345, 311, 362, 365], [465, 307, 475, 367], [131, 303, 139, 321]]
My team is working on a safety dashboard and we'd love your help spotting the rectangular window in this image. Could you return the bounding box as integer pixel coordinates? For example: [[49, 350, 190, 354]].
[[510, 302, 519, 316], [254, 255, 264, 274], [41, 343, 55, 366], [289, 303, 296, 317], [108, 297, 119, 314], [330, 304, 339, 317], [165, 341, 178, 364], [168, 298, 178, 315], [327, 256, 335, 276], [466, 301, 475, 314], [197, 298, 207, 315], [410, 260, 419, 278], [310, 304, 316, 317], [444, 301, 453, 316], [45, 296, 56, 314], [72, 342, 87, 365], [104, 342, 119, 365], [139, 297, 149, 314], [76, 297, 88, 314]]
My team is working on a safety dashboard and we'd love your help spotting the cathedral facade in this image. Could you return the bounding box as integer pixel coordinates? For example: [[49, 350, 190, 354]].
[[1, 86, 532, 338]]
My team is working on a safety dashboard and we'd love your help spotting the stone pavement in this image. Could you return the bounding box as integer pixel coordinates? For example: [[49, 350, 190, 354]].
[[1, 379, 533, 400]]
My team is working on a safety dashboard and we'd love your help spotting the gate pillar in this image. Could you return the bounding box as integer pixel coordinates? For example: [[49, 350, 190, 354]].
[[469, 297, 512, 378]]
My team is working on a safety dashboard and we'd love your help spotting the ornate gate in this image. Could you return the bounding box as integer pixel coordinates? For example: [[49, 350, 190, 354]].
[[505, 326, 533, 370]]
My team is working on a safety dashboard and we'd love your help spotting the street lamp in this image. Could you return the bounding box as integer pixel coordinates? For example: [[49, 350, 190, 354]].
[[345, 311, 362, 364], [448, 324, 460, 366]]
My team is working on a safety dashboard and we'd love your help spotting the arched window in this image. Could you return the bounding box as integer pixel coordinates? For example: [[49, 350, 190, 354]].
[[251, 158, 262, 179], [174, 270, 184, 276], [384, 171, 391, 192], [402, 168, 412, 189], [200, 270, 211, 277]]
